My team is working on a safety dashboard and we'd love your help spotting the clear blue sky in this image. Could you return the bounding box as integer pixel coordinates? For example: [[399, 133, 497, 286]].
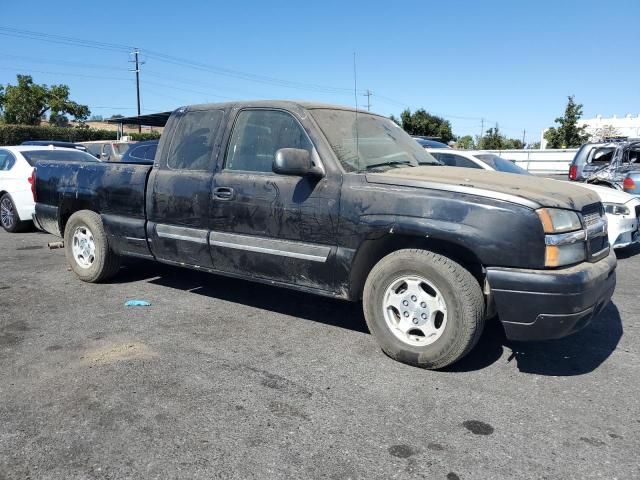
[[1, 0, 638, 143]]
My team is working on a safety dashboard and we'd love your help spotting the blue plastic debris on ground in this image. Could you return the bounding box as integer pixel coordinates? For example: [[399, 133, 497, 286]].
[[125, 300, 151, 307]]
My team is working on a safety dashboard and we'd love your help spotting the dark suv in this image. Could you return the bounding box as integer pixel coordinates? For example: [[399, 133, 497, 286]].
[[569, 140, 640, 187]]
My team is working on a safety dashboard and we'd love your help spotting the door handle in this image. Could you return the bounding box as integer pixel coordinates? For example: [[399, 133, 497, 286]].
[[213, 187, 234, 200]]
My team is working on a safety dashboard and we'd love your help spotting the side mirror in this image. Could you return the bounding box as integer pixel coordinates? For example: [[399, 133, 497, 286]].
[[273, 148, 323, 177]]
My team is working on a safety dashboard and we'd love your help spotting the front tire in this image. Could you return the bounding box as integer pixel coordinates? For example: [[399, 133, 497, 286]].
[[0, 194, 31, 233], [64, 210, 121, 282], [363, 249, 485, 369]]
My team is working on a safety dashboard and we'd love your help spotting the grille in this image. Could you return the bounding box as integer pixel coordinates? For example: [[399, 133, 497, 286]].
[[582, 203, 608, 261], [583, 212, 600, 227]]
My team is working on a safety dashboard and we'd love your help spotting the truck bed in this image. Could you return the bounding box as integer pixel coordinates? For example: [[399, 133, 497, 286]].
[[35, 160, 153, 256]]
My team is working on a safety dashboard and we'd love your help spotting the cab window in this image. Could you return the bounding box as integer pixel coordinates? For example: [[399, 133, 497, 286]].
[[225, 109, 313, 173], [167, 109, 224, 170]]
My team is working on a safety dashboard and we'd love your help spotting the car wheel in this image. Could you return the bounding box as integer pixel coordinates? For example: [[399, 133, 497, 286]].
[[64, 210, 121, 282], [363, 249, 485, 369], [0, 194, 30, 233]]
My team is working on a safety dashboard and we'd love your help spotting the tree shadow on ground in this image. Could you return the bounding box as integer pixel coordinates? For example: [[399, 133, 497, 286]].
[[113, 260, 623, 376]]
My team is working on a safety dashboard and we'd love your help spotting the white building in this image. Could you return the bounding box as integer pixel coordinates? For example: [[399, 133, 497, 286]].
[[541, 114, 640, 148]]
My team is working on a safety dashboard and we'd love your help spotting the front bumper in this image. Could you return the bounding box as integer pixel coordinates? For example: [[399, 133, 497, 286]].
[[486, 250, 617, 341], [607, 207, 640, 249]]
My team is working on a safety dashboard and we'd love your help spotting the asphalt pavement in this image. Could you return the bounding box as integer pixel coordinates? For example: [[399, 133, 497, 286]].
[[1, 229, 639, 479]]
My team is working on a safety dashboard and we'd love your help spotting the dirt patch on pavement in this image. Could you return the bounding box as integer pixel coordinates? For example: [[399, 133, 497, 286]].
[[80, 342, 158, 365]]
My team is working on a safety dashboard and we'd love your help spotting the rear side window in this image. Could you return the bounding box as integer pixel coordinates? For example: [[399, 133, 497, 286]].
[[145, 144, 158, 161], [0, 150, 16, 170], [128, 145, 149, 161], [433, 153, 482, 169], [225, 109, 312, 173], [588, 147, 614, 165], [167, 109, 224, 170]]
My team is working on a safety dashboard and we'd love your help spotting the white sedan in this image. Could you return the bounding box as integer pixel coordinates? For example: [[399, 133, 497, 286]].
[[0, 146, 99, 233], [426, 148, 640, 250]]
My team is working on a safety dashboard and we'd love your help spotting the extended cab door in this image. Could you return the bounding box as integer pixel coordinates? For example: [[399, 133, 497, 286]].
[[209, 108, 341, 292], [146, 107, 226, 268]]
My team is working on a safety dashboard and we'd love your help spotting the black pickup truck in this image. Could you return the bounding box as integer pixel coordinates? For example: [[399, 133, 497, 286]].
[[33, 101, 616, 368]]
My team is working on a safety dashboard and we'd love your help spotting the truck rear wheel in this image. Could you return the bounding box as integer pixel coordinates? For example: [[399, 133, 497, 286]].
[[363, 249, 485, 369], [64, 210, 121, 283]]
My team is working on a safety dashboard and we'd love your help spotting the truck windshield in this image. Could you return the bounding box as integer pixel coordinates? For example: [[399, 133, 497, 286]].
[[310, 109, 440, 172], [21, 149, 101, 166]]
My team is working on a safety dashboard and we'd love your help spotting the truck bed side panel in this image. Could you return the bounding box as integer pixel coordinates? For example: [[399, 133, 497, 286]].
[[35, 161, 153, 257]]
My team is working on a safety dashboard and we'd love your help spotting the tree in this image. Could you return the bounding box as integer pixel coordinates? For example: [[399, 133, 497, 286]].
[[49, 113, 70, 127], [502, 138, 525, 149], [389, 114, 401, 126], [89, 114, 104, 122], [455, 135, 475, 149], [478, 126, 504, 149], [543, 95, 589, 148], [0, 75, 90, 125], [399, 108, 454, 143]]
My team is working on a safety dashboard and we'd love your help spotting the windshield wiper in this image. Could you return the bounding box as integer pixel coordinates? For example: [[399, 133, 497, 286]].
[[364, 161, 414, 170]]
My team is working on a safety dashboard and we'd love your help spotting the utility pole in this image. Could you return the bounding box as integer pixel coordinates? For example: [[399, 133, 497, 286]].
[[479, 118, 485, 147], [129, 48, 143, 133], [363, 89, 372, 111], [522, 129, 526, 147]]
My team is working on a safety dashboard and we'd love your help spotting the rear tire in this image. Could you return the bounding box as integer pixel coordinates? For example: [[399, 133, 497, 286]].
[[64, 210, 121, 282], [363, 249, 485, 369], [0, 194, 31, 233]]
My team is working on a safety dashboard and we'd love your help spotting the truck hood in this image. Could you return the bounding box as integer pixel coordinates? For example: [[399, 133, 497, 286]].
[[366, 166, 601, 211]]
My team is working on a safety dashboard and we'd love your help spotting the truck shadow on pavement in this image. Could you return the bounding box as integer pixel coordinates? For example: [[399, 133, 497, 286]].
[[114, 260, 623, 377]]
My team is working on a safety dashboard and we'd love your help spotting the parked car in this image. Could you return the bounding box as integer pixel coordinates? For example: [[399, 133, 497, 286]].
[[0, 146, 99, 232], [79, 141, 135, 162], [21, 140, 88, 152], [120, 140, 158, 164], [412, 136, 450, 148], [34, 101, 615, 369], [427, 148, 640, 250], [623, 172, 640, 196], [568, 140, 640, 188]]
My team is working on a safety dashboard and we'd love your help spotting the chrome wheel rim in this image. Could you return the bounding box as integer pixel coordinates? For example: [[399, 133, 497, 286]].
[[71, 226, 96, 268], [0, 197, 15, 229], [382, 275, 448, 346]]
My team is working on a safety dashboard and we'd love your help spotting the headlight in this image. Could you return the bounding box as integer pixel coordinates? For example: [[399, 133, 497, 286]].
[[538, 208, 586, 267], [544, 243, 586, 267], [536, 208, 582, 233], [603, 203, 630, 216]]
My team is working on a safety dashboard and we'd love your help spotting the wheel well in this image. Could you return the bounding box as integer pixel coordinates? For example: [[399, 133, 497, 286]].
[[349, 234, 484, 300], [59, 201, 96, 236]]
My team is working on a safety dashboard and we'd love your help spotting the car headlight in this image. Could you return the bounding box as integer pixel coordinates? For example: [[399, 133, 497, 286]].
[[537, 208, 586, 267], [603, 203, 630, 216], [536, 208, 582, 233]]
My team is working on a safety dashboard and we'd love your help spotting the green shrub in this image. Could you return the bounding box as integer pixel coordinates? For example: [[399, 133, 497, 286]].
[[0, 124, 163, 145], [129, 131, 161, 141]]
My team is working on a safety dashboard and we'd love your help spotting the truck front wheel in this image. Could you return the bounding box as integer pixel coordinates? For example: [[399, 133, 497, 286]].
[[64, 210, 121, 283], [363, 249, 485, 369]]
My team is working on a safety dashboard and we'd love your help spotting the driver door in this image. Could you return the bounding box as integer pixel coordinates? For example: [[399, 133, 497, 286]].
[[209, 108, 340, 291]]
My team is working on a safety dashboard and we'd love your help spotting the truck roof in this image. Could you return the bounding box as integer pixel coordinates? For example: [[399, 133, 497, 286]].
[[183, 100, 385, 117]]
